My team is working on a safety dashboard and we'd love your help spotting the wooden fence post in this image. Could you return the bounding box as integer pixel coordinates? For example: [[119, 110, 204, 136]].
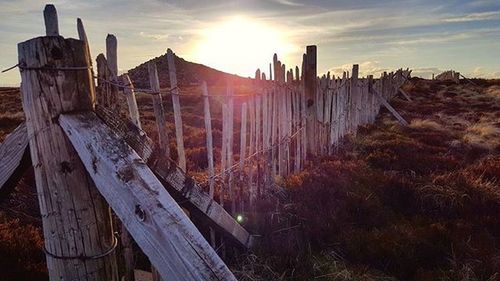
[[351, 64, 359, 133], [239, 103, 248, 213], [18, 6, 118, 280], [227, 84, 235, 214], [201, 81, 217, 247], [305, 45, 317, 155], [122, 74, 141, 129], [148, 62, 170, 159], [166, 49, 186, 171], [106, 34, 120, 113]]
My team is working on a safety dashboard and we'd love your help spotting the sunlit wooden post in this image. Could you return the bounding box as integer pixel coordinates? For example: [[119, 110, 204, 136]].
[[122, 74, 141, 129], [248, 96, 256, 209], [239, 102, 248, 213], [304, 45, 317, 156], [201, 81, 217, 247], [148, 62, 170, 159], [106, 34, 120, 113], [167, 49, 187, 171], [227, 84, 235, 214], [19, 5, 118, 280], [351, 64, 359, 133]]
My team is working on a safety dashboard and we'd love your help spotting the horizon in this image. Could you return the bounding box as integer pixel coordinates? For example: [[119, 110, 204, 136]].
[[0, 0, 499, 86]]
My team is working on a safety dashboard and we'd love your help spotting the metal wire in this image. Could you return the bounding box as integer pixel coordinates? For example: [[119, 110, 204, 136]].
[[43, 233, 118, 260]]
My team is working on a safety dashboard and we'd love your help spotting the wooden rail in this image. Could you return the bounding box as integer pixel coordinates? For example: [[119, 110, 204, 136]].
[[0, 123, 30, 197], [59, 112, 237, 281]]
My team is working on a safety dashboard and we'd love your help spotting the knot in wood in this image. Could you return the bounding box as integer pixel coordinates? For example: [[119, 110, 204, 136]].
[[135, 205, 146, 222]]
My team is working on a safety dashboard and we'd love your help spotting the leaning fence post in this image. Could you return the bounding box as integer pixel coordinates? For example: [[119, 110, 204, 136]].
[[18, 5, 118, 280], [166, 49, 187, 172], [148, 62, 170, 158], [122, 74, 141, 129]]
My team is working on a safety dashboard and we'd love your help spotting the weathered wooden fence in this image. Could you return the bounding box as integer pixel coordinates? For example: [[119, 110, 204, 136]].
[[0, 4, 412, 281]]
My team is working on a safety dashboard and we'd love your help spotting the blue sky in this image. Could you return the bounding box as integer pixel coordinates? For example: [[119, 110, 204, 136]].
[[0, 0, 499, 85]]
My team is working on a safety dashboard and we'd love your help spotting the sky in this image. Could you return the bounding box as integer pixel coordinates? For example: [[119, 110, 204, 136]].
[[0, 0, 499, 86]]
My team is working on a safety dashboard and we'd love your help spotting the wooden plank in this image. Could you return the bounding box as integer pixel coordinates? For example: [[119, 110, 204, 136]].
[[220, 102, 228, 206], [43, 4, 58, 36], [19, 32, 119, 280], [248, 97, 256, 208], [202, 82, 215, 198], [369, 87, 409, 126], [95, 105, 253, 248], [148, 62, 170, 158], [227, 85, 235, 214], [239, 103, 248, 212], [122, 74, 142, 129], [201, 81, 216, 247], [166, 49, 186, 172], [305, 46, 317, 155], [398, 89, 412, 101], [59, 112, 237, 281], [106, 34, 120, 113], [0, 122, 30, 197]]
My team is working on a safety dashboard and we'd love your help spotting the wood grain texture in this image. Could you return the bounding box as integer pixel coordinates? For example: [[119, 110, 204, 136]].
[[122, 74, 142, 129], [0, 122, 30, 197], [59, 112, 237, 281], [148, 62, 170, 159], [19, 35, 118, 281], [166, 49, 186, 172], [95, 104, 253, 248], [370, 87, 409, 126]]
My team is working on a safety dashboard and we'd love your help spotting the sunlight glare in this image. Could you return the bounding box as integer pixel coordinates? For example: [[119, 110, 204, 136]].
[[193, 17, 293, 78]]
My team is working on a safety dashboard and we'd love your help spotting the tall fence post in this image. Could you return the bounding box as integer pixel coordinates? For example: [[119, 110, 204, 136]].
[[106, 34, 120, 113], [18, 5, 118, 280], [305, 45, 317, 156], [122, 74, 141, 129], [166, 49, 186, 172], [148, 62, 170, 159], [201, 81, 217, 247]]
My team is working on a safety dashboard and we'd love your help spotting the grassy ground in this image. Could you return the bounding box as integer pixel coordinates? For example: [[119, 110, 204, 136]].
[[232, 79, 500, 280], [0, 79, 499, 280]]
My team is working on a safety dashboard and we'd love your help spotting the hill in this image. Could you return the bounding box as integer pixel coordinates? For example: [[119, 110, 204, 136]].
[[126, 51, 254, 89]]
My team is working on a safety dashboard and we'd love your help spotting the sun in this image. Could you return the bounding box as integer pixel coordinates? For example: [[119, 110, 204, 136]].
[[193, 17, 293, 78]]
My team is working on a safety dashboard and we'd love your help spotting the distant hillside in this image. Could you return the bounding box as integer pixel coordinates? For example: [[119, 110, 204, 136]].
[[127, 51, 253, 89]]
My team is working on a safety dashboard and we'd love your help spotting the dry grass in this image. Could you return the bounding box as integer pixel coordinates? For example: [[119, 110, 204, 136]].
[[463, 122, 500, 151], [409, 119, 445, 131], [1, 79, 500, 280], [484, 85, 500, 99]]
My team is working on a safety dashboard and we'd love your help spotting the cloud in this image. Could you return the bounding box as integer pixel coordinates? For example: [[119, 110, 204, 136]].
[[442, 11, 500, 22], [328, 61, 392, 78], [411, 68, 444, 79], [272, 0, 305, 7], [139, 31, 169, 41], [467, 67, 500, 79]]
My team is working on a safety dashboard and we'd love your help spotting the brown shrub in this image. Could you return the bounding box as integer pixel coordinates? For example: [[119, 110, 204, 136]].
[[0, 212, 46, 281]]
